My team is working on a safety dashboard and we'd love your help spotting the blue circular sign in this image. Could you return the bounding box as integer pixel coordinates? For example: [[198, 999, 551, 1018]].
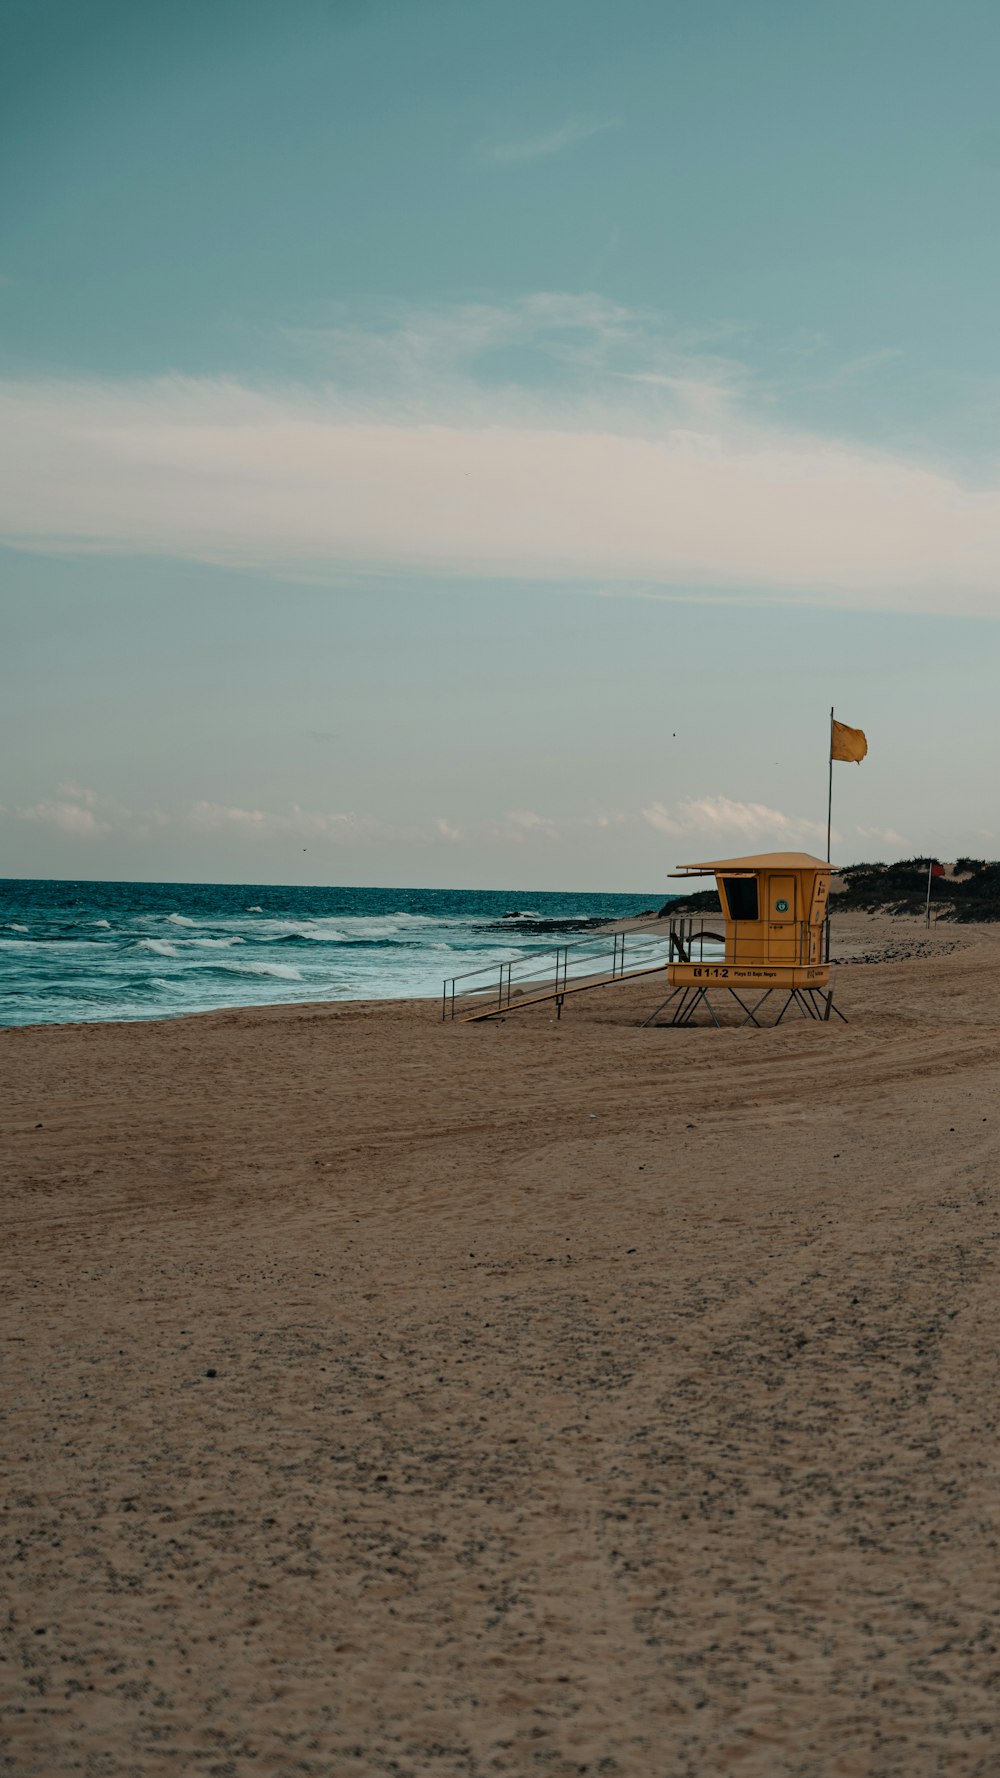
[[775, 898, 789, 913]]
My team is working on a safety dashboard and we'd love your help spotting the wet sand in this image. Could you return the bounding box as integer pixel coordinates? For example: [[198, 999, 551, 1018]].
[[3, 912, 1000, 1777]]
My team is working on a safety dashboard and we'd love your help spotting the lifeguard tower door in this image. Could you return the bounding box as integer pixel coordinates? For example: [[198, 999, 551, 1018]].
[[766, 874, 798, 963]]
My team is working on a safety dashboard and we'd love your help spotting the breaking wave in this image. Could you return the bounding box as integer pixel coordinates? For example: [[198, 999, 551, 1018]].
[[201, 960, 303, 980]]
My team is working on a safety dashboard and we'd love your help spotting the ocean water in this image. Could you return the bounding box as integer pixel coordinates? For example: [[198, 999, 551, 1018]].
[[0, 880, 666, 1028]]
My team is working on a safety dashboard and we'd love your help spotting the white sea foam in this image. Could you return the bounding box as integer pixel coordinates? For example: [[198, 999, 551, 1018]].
[[0, 886, 653, 1029]]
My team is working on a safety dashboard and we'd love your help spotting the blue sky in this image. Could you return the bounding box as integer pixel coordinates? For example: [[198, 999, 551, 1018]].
[[3, 0, 1000, 887]]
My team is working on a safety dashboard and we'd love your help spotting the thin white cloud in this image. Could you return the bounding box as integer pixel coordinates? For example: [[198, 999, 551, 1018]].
[[282, 291, 639, 393], [503, 809, 559, 839], [643, 795, 828, 847], [17, 798, 111, 837], [15, 784, 123, 837], [188, 802, 382, 842], [856, 823, 909, 847], [484, 118, 619, 164], [641, 802, 684, 838], [2, 299, 1000, 617], [7, 789, 381, 846], [4, 790, 578, 850]]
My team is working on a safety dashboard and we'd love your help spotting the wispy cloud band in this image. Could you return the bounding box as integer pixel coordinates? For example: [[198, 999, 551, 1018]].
[[2, 296, 999, 616], [642, 795, 828, 847], [484, 117, 619, 164], [7, 783, 859, 853]]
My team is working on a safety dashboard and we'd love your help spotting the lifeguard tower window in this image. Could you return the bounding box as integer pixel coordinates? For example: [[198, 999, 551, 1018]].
[[722, 877, 759, 921]]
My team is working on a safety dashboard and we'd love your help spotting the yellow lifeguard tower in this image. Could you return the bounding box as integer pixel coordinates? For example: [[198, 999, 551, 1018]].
[[644, 851, 845, 1028]]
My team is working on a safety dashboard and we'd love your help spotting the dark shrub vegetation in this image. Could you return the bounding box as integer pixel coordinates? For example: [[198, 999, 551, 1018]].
[[836, 859, 1000, 922]]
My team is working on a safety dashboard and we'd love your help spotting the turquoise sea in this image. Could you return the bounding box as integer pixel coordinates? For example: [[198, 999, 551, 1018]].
[[0, 880, 665, 1027]]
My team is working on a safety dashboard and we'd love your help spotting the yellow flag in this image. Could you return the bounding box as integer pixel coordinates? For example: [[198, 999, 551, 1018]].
[[831, 719, 867, 763]]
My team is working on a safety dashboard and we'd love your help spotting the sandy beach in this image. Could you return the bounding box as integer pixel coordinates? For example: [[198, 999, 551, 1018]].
[[3, 910, 1000, 1777]]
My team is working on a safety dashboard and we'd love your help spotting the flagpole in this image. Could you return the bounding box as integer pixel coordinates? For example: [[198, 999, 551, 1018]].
[[925, 858, 933, 928], [826, 706, 834, 863], [824, 707, 834, 963]]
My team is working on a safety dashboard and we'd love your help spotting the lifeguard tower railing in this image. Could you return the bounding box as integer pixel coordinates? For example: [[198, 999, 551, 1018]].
[[442, 916, 824, 1021]]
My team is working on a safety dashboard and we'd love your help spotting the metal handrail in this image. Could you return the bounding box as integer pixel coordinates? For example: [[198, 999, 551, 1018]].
[[442, 914, 820, 1020]]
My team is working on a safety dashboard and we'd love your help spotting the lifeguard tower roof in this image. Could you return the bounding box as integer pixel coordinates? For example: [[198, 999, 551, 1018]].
[[670, 850, 830, 877]]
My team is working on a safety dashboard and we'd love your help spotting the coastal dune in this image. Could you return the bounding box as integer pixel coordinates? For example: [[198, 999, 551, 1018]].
[[3, 912, 1000, 1777]]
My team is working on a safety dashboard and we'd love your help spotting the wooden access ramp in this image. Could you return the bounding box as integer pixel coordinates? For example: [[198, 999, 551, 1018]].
[[442, 919, 724, 1023], [458, 958, 671, 1021]]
